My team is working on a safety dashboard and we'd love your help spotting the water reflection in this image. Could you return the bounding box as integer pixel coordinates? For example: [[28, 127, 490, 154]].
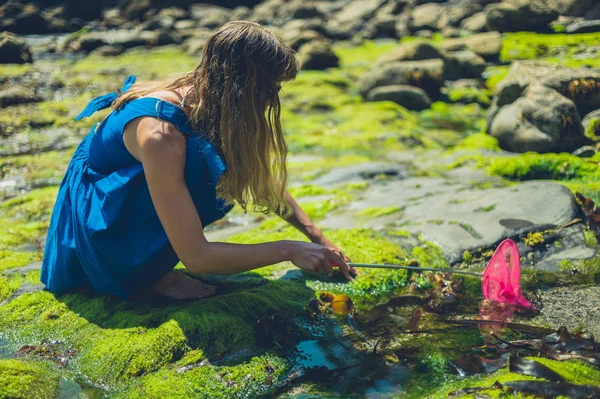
[[478, 299, 516, 344]]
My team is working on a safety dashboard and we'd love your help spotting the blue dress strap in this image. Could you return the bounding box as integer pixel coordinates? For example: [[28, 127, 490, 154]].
[[75, 75, 137, 121]]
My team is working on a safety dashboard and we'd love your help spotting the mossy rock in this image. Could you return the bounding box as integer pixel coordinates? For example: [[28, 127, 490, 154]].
[[0, 280, 313, 387], [0, 359, 60, 399]]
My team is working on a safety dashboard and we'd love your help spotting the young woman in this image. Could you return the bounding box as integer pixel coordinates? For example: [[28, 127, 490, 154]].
[[41, 21, 358, 300]]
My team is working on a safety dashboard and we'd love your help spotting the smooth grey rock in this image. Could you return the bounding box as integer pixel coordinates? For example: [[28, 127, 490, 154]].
[[362, 15, 399, 39], [438, 32, 502, 62], [491, 61, 600, 113], [321, 177, 579, 264], [333, 0, 388, 29], [565, 19, 600, 33], [359, 59, 445, 100], [438, 3, 482, 29], [409, 3, 445, 32], [190, 4, 230, 29], [366, 85, 432, 111], [376, 41, 444, 65], [489, 83, 586, 153], [460, 12, 488, 32], [485, 0, 558, 32], [547, 0, 600, 19], [298, 40, 339, 70], [281, 29, 325, 51], [311, 162, 410, 187], [442, 49, 486, 80], [0, 32, 32, 64]]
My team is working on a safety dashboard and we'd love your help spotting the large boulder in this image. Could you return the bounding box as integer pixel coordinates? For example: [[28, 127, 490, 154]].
[[376, 41, 444, 65], [190, 4, 230, 29], [333, 0, 388, 29], [0, 32, 32, 64], [63, 0, 104, 21], [492, 61, 600, 115], [362, 15, 399, 39], [442, 49, 486, 80], [438, 32, 502, 62], [460, 12, 488, 32], [359, 59, 445, 100], [0, 3, 50, 34], [327, 0, 389, 39], [437, 3, 482, 30], [366, 85, 432, 111], [488, 83, 586, 153], [182, 29, 214, 56], [547, 0, 600, 19], [298, 40, 339, 70], [564, 19, 600, 34], [409, 3, 445, 32], [0, 86, 42, 108], [69, 29, 181, 53], [485, 0, 558, 32]]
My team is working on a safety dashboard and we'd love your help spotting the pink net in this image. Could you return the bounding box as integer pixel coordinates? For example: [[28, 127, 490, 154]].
[[482, 239, 533, 309]]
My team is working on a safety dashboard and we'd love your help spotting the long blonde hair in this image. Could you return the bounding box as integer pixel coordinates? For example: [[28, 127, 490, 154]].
[[113, 21, 298, 215]]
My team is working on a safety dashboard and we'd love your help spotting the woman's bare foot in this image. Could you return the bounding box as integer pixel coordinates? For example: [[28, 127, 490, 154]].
[[150, 270, 217, 300]]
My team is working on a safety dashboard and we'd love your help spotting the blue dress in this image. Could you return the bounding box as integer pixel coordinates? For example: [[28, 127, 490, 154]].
[[41, 76, 232, 299]]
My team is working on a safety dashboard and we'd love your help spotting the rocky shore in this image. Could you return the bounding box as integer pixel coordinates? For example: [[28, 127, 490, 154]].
[[1, 0, 600, 398]]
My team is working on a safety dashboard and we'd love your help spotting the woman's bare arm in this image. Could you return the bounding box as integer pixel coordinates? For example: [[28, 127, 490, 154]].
[[123, 116, 350, 277], [278, 191, 358, 280]]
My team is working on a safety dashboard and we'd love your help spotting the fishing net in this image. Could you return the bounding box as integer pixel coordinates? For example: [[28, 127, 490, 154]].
[[482, 239, 533, 309]]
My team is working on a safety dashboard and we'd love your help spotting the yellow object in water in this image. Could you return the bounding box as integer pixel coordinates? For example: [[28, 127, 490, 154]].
[[331, 294, 354, 315]]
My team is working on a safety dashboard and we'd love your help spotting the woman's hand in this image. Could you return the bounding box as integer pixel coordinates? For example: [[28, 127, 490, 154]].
[[288, 241, 356, 281], [312, 235, 360, 278]]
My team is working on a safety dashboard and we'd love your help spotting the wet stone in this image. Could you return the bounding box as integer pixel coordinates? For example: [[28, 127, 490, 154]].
[[310, 162, 410, 186], [320, 175, 581, 265]]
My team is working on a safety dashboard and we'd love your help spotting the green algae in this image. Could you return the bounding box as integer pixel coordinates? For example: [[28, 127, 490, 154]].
[[0, 95, 99, 132], [0, 251, 37, 273], [454, 133, 501, 152], [0, 280, 313, 388], [412, 357, 600, 399], [486, 152, 600, 181], [411, 237, 448, 270], [485, 65, 510, 91], [0, 187, 58, 222], [357, 206, 402, 219], [0, 274, 23, 302], [288, 184, 328, 198], [501, 32, 600, 63], [113, 353, 289, 399], [0, 359, 60, 399], [447, 87, 490, 107], [334, 41, 397, 74], [69, 46, 197, 86], [283, 100, 411, 155], [0, 63, 34, 78], [586, 119, 600, 141]]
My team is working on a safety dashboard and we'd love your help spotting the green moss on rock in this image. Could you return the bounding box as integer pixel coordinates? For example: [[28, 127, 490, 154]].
[[0, 251, 37, 273], [0, 359, 60, 399], [113, 353, 289, 399], [357, 206, 402, 218], [485, 152, 600, 181], [416, 357, 600, 399], [0, 274, 23, 302], [447, 87, 490, 107], [455, 133, 501, 152], [0, 280, 313, 387]]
